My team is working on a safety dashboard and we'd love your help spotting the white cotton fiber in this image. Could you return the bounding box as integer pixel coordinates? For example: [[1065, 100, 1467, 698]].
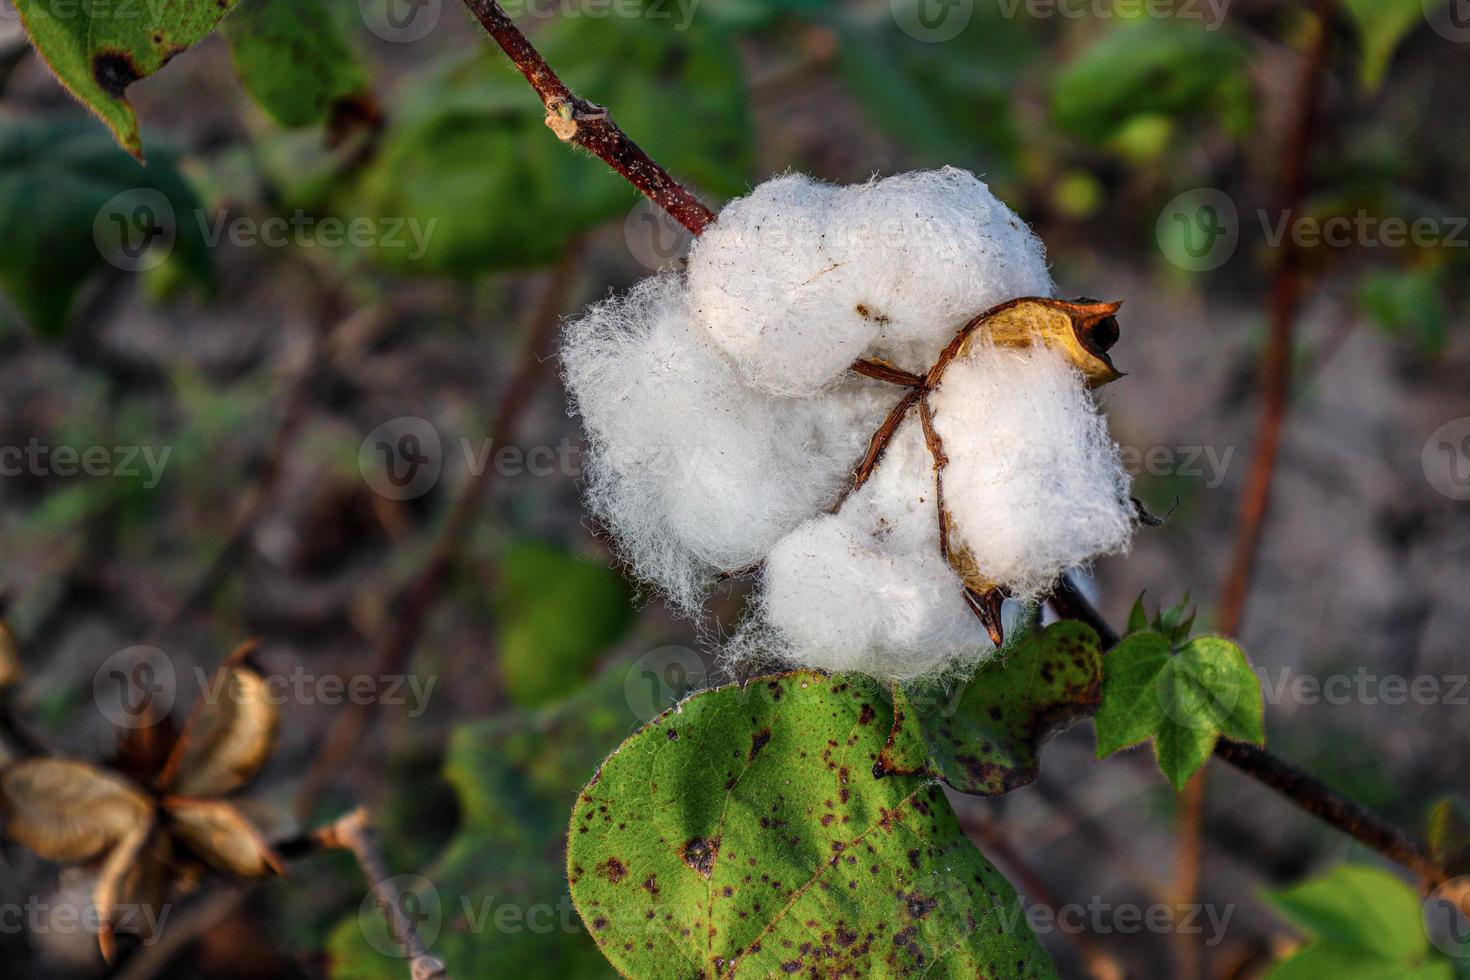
[[562, 167, 1136, 680], [755, 418, 988, 681], [562, 276, 891, 613], [686, 174, 874, 395], [931, 341, 1136, 601], [686, 168, 1055, 393], [825, 168, 1057, 375]]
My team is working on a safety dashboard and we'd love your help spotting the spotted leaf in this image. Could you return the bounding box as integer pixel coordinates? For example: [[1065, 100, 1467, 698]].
[[567, 671, 1056, 978]]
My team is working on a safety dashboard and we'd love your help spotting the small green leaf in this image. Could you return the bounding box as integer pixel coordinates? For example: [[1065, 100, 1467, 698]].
[[879, 621, 1103, 795], [0, 117, 213, 337], [1265, 865, 1453, 979], [495, 542, 635, 708], [1127, 593, 1150, 635], [1095, 632, 1264, 792], [14, 0, 243, 158], [221, 0, 369, 129], [568, 672, 1058, 978], [1341, 0, 1440, 92]]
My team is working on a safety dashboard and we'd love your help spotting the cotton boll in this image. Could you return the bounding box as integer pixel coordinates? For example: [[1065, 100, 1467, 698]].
[[686, 174, 877, 395], [753, 417, 989, 681], [930, 341, 1136, 601], [827, 168, 1056, 374], [562, 275, 893, 612]]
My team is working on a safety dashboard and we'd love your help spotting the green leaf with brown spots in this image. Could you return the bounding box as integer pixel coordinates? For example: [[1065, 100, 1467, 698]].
[[14, 0, 245, 159], [220, 0, 370, 130], [875, 621, 1104, 796], [567, 671, 1058, 979]]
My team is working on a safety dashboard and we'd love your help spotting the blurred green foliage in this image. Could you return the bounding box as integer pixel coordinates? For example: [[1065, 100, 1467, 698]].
[[495, 541, 635, 708], [0, 117, 213, 336]]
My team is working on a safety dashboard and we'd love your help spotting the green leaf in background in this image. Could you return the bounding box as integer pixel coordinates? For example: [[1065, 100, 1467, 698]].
[[496, 541, 635, 708], [568, 671, 1057, 978], [327, 665, 640, 978], [1050, 19, 1253, 149], [221, 0, 369, 129], [1357, 266, 1451, 356], [1264, 864, 1454, 979], [0, 116, 213, 337], [877, 621, 1103, 796], [13, 0, 242, 158], [1341, 0, 1442, 92], [835, 1, 1039, 181], [352, 15, 750, 275], [1094, 631, 1264, 792]]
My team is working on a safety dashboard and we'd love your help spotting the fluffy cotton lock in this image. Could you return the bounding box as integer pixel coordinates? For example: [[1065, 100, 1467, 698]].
[[562, 168, 1137, 680]]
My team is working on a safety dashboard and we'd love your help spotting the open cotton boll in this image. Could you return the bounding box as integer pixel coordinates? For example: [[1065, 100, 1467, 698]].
[[930, 340, 1136, 601], [826, 168, 1056, 375], [753, 417, 989, 681], [562, 275, 892, 612], [686, 174, 876, 395]]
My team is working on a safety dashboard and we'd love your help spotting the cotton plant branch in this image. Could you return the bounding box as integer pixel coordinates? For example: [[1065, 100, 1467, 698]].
[[459, 0, 716, 236], [1047, 575, 1451, 890]]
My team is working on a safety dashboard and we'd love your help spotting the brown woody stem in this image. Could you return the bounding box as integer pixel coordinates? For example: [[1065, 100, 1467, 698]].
[[460, 0, 715, 236], [1047, 575, 1448, 888]]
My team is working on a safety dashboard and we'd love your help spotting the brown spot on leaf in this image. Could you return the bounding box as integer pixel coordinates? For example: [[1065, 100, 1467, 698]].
[[595, 857, 627, 884], [749, 728, 771, 760], [680, 837, 718, 878], [92, 51, 141, 99]]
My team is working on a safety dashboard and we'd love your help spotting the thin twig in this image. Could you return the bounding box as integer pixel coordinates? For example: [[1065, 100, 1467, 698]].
[[459, 0, 715, 236], [297, 242, 583, 817], [278, 808, 448, 979], [1045, 577, 1449, 888]]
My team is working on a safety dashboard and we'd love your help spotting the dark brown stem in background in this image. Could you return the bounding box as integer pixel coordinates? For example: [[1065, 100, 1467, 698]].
[[1216, 0, 1333, 638], [460, 0, 715, 236], [1047, 576, 1447, 888], [297, 243, 582, 818], [1183, 6, 1335, 969]]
